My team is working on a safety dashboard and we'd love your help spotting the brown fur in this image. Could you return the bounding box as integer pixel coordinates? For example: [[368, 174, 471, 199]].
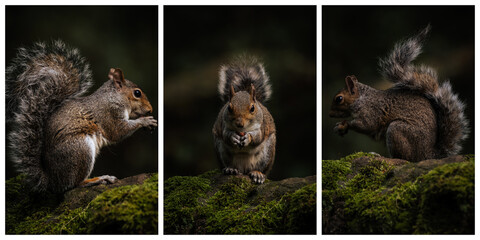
[[6, 40, 157, 193], [213, 58, 276, 184], [330, 26, 468, 162]]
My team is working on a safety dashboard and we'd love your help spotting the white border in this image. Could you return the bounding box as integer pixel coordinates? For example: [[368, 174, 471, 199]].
[[1, 1, 479, 238]]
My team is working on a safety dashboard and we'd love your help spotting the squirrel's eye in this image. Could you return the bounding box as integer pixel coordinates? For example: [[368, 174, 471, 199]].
[[250, 104, 255, 113], [134, 89, 142, 98], [335, 96, 343, 103]]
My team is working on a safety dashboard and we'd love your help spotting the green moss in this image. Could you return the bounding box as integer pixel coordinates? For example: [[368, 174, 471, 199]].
[[203, 176, 285, 234], [6, 174, 65, 234], [163, 175, 211, 233], [322, 159, 351, 190], [7, 173, 158, 234], [207, 176, 254, 208], [340, 151, 377, 162], [86, 174, 158, 234], [164, 172, 316, 234], [12, 206, 89, 234], [203, 180, 316, 234], [415, 160, 474, 234], [346, 158, 393, 192], [282, 183, 316, 234], [463, 154, 474, 162], [345, 182, 419, 233], [205, 200, 284, 234], [323, 153, 475, 234]]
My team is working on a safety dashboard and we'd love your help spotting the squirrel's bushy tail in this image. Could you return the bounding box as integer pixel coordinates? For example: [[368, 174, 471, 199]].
[[6, 40, 92, 192], [433, 82, 469, 157], [379, 25, 440, 94], [218, 56, 271, 102], [379, 25, 469, 157]]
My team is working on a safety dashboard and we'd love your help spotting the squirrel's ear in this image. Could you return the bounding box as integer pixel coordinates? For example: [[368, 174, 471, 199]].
[[345, 75, 358, 95], [249, 83, 256, 102], [229, 84, 236, 100], [108, 68, 126, 89]]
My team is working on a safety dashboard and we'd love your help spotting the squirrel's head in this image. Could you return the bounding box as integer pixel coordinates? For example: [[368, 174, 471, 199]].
[[108, 68, 153, 119], [329, 75, 359, 118], [225, 83, 261, 131]]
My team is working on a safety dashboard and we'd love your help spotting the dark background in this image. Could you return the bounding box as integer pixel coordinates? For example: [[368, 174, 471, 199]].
[[322, 6, 474, 159], [164, 6, 317, 180], [5, 6, 158, 180]]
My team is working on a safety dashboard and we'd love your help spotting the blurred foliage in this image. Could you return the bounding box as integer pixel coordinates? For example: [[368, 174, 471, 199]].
[[6, 6, 158, 179], [164, 6, 316, 180], [322, 6, 474, 160]]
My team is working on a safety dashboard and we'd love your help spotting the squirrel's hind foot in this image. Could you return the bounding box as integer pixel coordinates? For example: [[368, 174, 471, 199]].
[[249, 171, 266, 184], [223, 167, 240, 175], [79, 175, 118, 188]]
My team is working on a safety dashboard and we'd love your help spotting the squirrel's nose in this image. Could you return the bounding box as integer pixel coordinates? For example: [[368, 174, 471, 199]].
[[145, 103, 153, 115], [235, 120, 244, 128]]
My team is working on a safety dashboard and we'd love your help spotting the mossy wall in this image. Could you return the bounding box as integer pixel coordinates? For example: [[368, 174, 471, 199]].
[[322, 153, 474, 234], [164, 170, 317, 234]]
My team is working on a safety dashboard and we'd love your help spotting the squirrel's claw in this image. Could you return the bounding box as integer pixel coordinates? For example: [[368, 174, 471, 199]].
[[140, 116, 157, 130], [249, 171, 265, 184], [79, 175, 118, 188], [233, 132, 251, 148], [240, 133, 251, 147], [334, 120, 349, 136], [223, 167, 240, 175], [231, 133, 243, 147]]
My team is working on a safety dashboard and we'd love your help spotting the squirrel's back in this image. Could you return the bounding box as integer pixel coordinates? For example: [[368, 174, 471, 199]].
[[378, 25, 469, 157], [218, 56, 271, 102], [6, 40, 93, 192]]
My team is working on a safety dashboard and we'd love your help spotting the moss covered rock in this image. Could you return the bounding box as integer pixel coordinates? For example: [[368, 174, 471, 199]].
[[164, 170, 316, 234], [323, 153, 474, 234], [6, 173, 158, 234]]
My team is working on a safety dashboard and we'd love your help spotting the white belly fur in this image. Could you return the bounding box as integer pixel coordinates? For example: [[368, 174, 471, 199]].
[[84, 134, 110, 175]]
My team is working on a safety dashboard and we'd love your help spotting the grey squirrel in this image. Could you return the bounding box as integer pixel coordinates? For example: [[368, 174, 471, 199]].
[[329, 25, 469, 162], [6, 40, 158, 193], [212, 56, 276, 184]]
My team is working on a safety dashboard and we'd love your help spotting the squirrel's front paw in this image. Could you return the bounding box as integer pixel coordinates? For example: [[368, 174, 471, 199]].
[[139, 116, 158, 130], [248, 171, 266, 184], [231, 132, 251, 148], [238, 132, 252, 147], [334, 120, 349, 136]]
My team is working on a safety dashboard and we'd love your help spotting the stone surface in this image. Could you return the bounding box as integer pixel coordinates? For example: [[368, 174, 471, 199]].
[[164, 170, 317, 234], [6, 173, 158, 234], [322, 152, 474, 234]]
